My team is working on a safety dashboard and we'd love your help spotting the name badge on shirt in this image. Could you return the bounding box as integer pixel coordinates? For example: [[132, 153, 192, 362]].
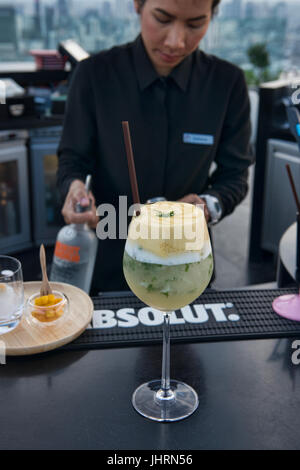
[[183, 133, 214, 145]]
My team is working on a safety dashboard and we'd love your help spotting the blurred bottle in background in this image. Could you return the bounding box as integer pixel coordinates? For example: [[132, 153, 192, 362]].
[[50, 175, 98, 293]]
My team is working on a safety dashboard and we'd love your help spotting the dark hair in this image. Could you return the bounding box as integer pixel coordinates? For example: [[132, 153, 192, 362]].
[[138, 0, 222, 16]]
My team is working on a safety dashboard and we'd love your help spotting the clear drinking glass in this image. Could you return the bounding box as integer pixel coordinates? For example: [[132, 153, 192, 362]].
[[25, 290, 69, 327], [0, 255, 24, 334], [123, 201, 213, 422]]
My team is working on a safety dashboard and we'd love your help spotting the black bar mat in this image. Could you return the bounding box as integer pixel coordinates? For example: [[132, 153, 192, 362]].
[[64, 288, 300, 350]]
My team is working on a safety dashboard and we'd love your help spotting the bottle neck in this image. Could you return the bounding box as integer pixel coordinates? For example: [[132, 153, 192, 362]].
[[70, 222, 89, 230]]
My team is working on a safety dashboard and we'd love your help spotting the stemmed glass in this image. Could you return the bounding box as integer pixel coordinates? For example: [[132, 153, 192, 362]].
[[272, 213, 300, 320], [123, 201, 213, 422], [0, 255, 24, 335], [273, 165, 300, 321]]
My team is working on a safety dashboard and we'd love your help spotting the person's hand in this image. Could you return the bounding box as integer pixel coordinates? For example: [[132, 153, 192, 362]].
[[61, 179, 99, 228], [177, 193, 210, 223]]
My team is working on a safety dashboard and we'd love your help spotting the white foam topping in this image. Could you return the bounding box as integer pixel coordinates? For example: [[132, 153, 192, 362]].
[[125, 239, 212, 266]]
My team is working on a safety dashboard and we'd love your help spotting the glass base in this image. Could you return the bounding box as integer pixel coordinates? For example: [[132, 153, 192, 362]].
[[272, 294, 300, 321], [0, 318, 21, 335], [132, 379, 199, 422]]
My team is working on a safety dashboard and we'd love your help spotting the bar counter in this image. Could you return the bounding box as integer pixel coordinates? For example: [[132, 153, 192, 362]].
[[1, 330, 300, 449]]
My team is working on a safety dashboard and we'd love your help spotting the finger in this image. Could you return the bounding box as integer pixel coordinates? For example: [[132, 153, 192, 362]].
[[62, 211, 70, 224], [88, 215, 100, 229], [72, 190, 90, 206], [204, 208, 210, 222], [86, 211, 99, 228], [184, 197, 209, 222], [62, 201, 72, 224], [62, 195, 95, 223], [190, 194, 203, 204], [195, 198, 209, 221], [184, 194, 202, 205], [201, 204, 210, 223]]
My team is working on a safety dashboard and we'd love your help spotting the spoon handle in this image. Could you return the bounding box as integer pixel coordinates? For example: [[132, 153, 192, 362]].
[[40, 244, 52, 296]]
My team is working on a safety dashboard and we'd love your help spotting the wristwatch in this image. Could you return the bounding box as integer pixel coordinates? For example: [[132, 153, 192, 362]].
[[198, 194, 222, 225], [146, 197, 166, 204]]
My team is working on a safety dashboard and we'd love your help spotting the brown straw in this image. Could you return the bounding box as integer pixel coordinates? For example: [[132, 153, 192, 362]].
[[122, 121, 141, 216], [286, 164, 300, 213]]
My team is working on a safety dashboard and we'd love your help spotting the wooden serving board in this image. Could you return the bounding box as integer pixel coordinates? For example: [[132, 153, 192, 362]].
[[3, 281, 93, 356]]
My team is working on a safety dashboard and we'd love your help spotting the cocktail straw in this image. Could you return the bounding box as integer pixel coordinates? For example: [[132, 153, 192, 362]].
[[122, 121, 141, 216], [286, 164, 300, 213]]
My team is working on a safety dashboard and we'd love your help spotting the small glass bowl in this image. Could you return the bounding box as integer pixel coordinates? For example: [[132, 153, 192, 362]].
[[26, 290, 69, 327]]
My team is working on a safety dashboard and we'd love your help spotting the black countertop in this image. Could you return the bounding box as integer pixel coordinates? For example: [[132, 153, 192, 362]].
[[1, 336, 300, 450], [0, 115, 64, 132]]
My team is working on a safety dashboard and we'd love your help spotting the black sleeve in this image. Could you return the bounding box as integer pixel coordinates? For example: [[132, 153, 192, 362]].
[[204, 68, 254, 218], [57, 59, 98, 202]]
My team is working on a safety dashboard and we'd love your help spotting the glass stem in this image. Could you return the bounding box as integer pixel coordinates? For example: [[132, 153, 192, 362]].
[[158, 312, 174, 401]]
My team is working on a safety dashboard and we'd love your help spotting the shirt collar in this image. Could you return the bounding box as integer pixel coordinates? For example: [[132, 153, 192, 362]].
[[132, 35, 193, 93]]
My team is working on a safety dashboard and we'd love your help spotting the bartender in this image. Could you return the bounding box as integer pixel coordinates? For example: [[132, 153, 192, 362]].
[[57, 0, 253, 294]]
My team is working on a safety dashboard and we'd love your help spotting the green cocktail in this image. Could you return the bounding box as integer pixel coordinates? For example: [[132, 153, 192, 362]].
[[123, 250, 213, 311], [123, 201, 213, 422]]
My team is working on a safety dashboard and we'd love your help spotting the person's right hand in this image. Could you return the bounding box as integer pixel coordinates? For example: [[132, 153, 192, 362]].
[[61, 179, 99, 228]]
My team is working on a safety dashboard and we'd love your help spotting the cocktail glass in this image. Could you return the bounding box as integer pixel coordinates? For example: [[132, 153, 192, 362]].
[[0, 255, 24, 334], [123, 201, 213, 422], [272, 290, 300, 321], [273, 213, 300, 321]]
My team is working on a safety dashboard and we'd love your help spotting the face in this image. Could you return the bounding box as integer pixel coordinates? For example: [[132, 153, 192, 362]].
[[134, 0, 213, 76]]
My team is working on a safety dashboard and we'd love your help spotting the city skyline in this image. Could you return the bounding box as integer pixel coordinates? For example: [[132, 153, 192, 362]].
[[0, 0, 298, 10], [0, 0, 299, 78], [0, 0, 299, 19]]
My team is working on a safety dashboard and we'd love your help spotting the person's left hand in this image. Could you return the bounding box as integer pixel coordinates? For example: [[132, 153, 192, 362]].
[[177, 193, 210, 223]]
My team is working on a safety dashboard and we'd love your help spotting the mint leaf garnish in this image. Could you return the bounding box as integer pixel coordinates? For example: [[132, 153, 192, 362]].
[[155, 210, 175, 218]]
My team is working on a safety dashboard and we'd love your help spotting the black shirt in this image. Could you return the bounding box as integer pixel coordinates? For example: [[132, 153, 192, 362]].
[[57, 35, 252, 293]]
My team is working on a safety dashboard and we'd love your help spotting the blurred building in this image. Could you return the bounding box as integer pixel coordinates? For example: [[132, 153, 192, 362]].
[[244, 1, 255, 19], [101, 1, 112, 17], [222, 0, 242, 19], [34, 0, 42, 37], [0, 6, 21, 57], [274, 1, 288, 18], [57, 0, 72, 28], [45, 5, 56, 48], [114, 0, 128, 18], [0, 0, 297, 73]]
